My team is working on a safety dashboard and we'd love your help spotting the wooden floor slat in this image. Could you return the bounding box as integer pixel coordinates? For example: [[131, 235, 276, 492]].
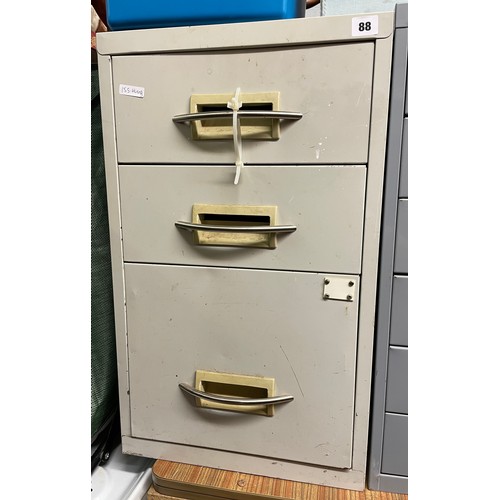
[[148, 460, 407, 500]]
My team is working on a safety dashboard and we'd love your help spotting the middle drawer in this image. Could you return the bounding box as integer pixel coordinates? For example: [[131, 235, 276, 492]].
[[119, 165, 366, 274]]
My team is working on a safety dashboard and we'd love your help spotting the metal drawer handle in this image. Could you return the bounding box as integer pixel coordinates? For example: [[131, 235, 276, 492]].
[[175, 221, 297, 234], [172, 110, 303, 124], [179, 383, 294, 406]]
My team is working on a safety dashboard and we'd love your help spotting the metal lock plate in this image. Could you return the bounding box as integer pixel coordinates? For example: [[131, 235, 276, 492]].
[[323, 276, 357, 302]]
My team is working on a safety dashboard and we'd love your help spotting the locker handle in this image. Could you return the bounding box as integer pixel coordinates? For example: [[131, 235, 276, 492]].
[[175, 221, 297, 234], [179, 383, 294, 406], [172, 110, 303, 124]]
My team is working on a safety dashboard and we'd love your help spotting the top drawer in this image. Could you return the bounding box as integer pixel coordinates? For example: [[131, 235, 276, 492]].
[[112, 43, 374, 164]]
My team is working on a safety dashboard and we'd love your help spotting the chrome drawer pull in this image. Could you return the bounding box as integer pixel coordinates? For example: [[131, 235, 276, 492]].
[[175, 221, 297, 234], [179, 383, 294, 406], [172, 110, 303, 124]]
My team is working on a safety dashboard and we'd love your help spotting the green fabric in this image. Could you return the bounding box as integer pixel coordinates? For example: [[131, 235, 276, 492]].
[[91, 66, 118, 440]]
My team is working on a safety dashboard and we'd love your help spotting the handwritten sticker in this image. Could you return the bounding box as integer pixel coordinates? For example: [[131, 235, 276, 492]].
[[119, 84, 145, 98], [352, 15, 379, 37]]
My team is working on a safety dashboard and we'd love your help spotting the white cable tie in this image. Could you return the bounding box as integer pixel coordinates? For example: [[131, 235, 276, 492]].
[[234, 160, 243, 185], [227, 87, 243, 185]]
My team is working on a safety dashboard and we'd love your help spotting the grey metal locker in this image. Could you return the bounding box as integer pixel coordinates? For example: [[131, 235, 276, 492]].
[[97, 12, 395, 491], [368, 2, 408, 494]]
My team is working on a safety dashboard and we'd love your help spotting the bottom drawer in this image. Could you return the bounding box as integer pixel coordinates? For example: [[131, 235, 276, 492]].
[[124, 263, 360, 469]]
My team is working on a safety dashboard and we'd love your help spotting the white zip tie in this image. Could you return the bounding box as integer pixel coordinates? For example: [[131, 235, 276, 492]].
[[227, 87, 243, 185]]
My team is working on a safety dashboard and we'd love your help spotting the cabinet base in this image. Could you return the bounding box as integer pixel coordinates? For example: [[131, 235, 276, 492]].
[[123, 436, 365, 491]]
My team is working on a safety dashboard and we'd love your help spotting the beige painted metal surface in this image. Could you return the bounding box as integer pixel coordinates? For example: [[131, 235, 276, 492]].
[[112, 43, 374, 164], [125, 263, 359, 469], [122, 436, 365, 490], [119, 165, 366, 273], [96, 54, 132, 435], [350, 34, 393, 476], [96, 14, 394, 55], [97, 12, 394, 491]]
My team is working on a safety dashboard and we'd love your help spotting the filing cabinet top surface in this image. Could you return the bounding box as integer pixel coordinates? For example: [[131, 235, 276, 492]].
[[96, 13, 394, 55]]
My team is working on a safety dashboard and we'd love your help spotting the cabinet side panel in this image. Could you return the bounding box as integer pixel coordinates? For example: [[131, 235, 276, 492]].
[[97, 53, 131, 436], [351, 34, 393, 475]]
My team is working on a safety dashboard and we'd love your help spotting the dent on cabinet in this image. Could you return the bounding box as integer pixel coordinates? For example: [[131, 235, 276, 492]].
[[96, 12, 394, 491]]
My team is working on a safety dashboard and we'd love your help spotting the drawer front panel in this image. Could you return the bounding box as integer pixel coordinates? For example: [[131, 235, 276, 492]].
[[119, 165, 366, 274], [381, 414, 408, 476], [390, 276, 408, 346], [112, 43, 374, 164], [399, 118, 408, 198], [125, 263, 359, 469], [385, 347, 408, 414], [394, 200, 408, 274]]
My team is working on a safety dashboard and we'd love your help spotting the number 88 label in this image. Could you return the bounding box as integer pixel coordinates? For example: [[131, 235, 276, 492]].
[[352, 15, 379, 36]]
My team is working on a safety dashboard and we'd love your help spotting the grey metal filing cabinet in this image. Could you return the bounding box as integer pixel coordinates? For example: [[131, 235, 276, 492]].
[[97, 13, 395, 491], [368, 3, 408, 494]]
